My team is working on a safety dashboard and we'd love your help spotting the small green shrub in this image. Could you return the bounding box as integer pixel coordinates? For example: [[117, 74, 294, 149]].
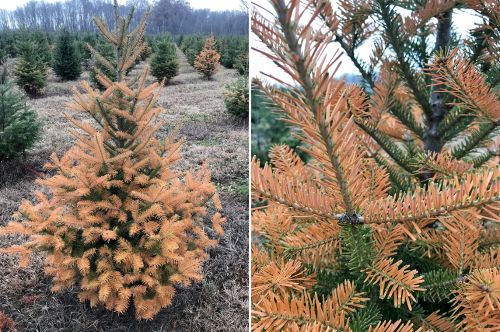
[[0, 67, 41, 159], [53, 29, 82, 80], [0, 31, 20, 57], [223, 76, 248, 117], [150, 37, 178, 83], [179, 35, 204, 66], [234, 52, 248, 76], [218, 37, 248, 70], [13, 40, 48, 97], [21, 32, 52, 67]]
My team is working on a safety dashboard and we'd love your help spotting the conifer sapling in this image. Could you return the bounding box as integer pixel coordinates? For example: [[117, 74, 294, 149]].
[[0, 66, 41, 159], [194, 35, 220, 79], [13, 39, 48, 97], [223, 76, 249, 117], [150, 37, 179, 83], [0, 2, 226, 320], [53, 29, 82, 81]]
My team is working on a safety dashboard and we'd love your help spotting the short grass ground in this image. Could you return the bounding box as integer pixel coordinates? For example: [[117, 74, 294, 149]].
[[0, 49, 249, 331]]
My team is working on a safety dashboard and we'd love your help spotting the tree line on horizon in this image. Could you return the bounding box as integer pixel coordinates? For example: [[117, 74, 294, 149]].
[[0, 0, 248, 36]]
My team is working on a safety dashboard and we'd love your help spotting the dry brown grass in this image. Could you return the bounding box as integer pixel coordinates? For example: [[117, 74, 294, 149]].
[[0, 49, 249, 332]]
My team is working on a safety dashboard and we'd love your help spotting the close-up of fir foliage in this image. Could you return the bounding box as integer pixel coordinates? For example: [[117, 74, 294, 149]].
[[0, 66, 41, 159], [13, 39, 49, 97], [194, 35, 221, 79], [0, 1, 227, 321], [53, 29, 82, 81], [88, 40, 117, 90], [150, 35, 179, 83], [251, 0, 499, 331]]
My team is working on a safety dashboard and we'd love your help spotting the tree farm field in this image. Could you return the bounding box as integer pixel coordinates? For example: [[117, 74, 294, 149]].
[[0, 47, 248, 331]]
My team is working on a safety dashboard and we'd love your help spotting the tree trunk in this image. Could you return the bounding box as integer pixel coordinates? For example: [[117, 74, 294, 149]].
[[422, 10, 453, 180]]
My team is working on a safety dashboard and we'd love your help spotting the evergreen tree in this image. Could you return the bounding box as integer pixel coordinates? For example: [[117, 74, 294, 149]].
[[24, 31, 52, 67], [251, 0, 500, 330], [0, 49, 6, 66], [53, 29, 82, 81], [0, 1, 225, 320], [194, 35, 220, 79], [150, 37, 179, 83], [234, 52, 248, 76], [180, 35, 204, 66], [13, 39, 48, 97], [0, 66, 41, 159], [223, 76, 248, 117], [315, 0, 500, 187], [0, 31, 19, 57], [220, 38, 238, 69]]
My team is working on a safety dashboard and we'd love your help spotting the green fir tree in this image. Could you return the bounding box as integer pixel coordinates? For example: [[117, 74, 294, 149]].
[[53, 29, 82, 81], [150, 36, 179, 83], [224, 76, 249, 117], [13, 39, 48, 97], [0, 66, 41, 159]]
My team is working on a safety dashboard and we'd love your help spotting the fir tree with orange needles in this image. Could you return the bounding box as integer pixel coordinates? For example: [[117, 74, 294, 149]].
[[194, 35, 221, 79], [0, 0, 226, 320], [251, 0, 499, 330]]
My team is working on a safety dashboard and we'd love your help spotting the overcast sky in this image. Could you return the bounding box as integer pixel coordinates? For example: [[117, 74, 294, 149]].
[[0, 0, 243, 11], [250, 0, 483, 81]]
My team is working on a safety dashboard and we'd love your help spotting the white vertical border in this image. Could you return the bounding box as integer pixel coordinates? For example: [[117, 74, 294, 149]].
[[247, 0, 252, 330]]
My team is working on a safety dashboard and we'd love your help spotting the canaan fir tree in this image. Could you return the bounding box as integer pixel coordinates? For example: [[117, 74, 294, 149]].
[[53, 29, 82, 81], [314, 0, 500, 188], [0, 66, 41, 159], [251, 0, 500, 331], [150, 36, 179, 83], [13, 39, 49, 97], [194, 35, 221, 79], [0, 1, 226, 320], [32, 31, 52, 67], [220, 37, 239, 69], [223, 76, 249, 117], [179, 35, 204, 66], [235, 52, 249, 76]]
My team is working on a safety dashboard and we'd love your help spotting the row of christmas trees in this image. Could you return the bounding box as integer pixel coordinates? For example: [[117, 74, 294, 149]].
[[0, 29, 249, 160], [178, 34, 249, 118], [179, 34, 248, 76], [0, 30, 249, 98]]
